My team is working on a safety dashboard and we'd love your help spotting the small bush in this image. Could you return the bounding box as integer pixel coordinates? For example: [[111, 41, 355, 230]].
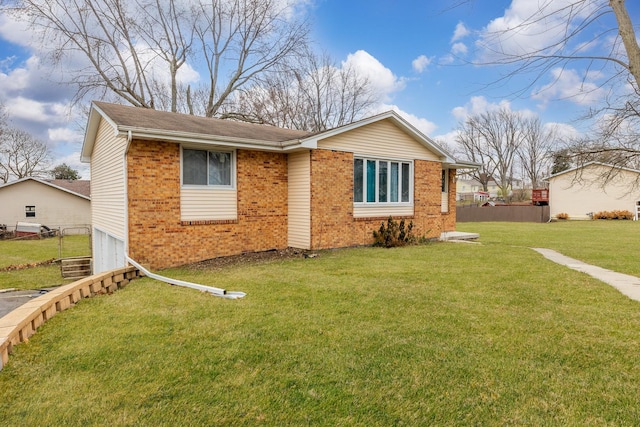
[[373, 217, 415, 248], [593, 210, 634, 220], [556, 213, 569, 220]]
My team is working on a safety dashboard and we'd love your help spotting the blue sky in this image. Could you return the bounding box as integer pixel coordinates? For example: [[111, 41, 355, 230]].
[[0, 0, 637, 178]]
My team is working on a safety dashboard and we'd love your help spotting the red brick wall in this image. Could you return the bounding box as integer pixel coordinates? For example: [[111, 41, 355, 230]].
[[127, 140, 288, 269], [442, 169, 457, 231], [410, 159, 447, 239], [127, 142, 457, 268], [309, 149, 450, 249]]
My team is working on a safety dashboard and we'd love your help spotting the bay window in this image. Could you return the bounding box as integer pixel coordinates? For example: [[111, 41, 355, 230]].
[[354, 157, 412, 204]]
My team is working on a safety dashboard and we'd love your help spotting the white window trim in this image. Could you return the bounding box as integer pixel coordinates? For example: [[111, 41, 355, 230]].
[[354, 156, 414, 207], [442, 168, 449, 194], [180, 146, 236, 190]]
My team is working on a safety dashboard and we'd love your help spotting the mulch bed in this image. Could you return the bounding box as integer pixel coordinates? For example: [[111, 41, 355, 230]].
[[185, 248, 314, 271]]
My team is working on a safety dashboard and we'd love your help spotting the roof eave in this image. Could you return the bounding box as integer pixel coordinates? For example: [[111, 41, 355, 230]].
[[444, 160, 481, 170], [118, 126, 302, 151]]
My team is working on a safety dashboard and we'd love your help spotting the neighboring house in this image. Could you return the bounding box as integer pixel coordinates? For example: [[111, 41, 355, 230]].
[[81, 101, 476, 272], [547, 162, 640, 220], [456, 176, 500, 200], [0, 177, 91, 233]]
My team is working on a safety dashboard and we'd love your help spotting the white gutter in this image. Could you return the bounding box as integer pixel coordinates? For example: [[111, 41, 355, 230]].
[[126, 256, 246, 299], [118, 126, 301, 151]]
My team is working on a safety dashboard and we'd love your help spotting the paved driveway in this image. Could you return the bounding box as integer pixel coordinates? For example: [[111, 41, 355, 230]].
[[0, 289, 39, 318]]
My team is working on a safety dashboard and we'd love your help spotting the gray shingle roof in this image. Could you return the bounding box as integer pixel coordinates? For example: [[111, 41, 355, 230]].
[[46, 179, 91, 198], [93, 101, 311, 143]]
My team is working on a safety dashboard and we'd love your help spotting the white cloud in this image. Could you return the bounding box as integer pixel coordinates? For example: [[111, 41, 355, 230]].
[[373, 103, 437, 136], [343, 50, 405, 100], [544, 122, 581, 142], [439, 54, 455, 65], [531, 68, 606, 106], [412, 55, 432, 73], [9, 97, 59, 123], [451, 21, 470, 43], [451, 96, 512, 121], [0, 14, 34, 48], [476, 0, 598, 60], [48, 127, 83, 143], [451, 42, 468, 56], [432, 129, 460, 153]]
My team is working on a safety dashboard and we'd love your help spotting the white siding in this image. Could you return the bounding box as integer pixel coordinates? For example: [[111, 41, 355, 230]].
[[93, 228, 125, 274], [288, 151, 311, 249], [91, 118, 127, 239], [549, 164, 640, 219], [354, 205, 413, 218], [0, 180, 90, 231], [180, 187, 237, 220], [318, 119, 440, 161]]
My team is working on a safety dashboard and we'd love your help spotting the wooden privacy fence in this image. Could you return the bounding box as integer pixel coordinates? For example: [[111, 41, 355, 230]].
[[0, 266, 142, 371], [457, 205, 550, 223]]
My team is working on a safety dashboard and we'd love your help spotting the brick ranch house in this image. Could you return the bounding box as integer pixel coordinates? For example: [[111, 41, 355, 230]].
[[81, 101, 476, 272]]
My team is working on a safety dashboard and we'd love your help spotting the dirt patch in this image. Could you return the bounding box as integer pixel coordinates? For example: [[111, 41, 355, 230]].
[[186, 248, 314, 271], [0, 258, 58, 272]]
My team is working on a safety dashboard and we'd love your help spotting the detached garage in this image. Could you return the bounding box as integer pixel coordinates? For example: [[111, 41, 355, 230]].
[[547, 162, 640, 220]]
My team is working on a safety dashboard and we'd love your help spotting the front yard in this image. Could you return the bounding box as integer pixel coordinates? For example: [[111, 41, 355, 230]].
[[1, 222, 640, 425]]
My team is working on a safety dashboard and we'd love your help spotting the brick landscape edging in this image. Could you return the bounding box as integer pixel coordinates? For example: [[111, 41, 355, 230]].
[[0, 266, 141, 371]]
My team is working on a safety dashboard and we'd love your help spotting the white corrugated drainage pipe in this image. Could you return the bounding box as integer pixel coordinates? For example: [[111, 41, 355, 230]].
[[126, 256, 246, 299]]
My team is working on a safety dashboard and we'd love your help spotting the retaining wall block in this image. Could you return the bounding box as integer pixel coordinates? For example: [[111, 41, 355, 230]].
[[79, 285, 92, 299], [31, 312, 44, 331], [18, 323, 33, 342], [55, 298, 71, 313], [0, 338, 9, 369], [43, 304, 57, 321], [89, 280, 104, 294], [71, 290, 82, 304]]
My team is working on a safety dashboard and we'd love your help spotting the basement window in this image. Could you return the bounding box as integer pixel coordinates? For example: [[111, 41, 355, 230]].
[[25, 206, 36, 218]]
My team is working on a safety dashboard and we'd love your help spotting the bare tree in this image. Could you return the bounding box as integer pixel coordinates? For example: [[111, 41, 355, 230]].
[[518, 117, 557, 188], [225, 49, 378, 131], [192, 0, 310, 118], [474, 0, 640, 168], [0, 127, 51, 183], [456, 108, 522, 198], [10, 0, 309, 117]]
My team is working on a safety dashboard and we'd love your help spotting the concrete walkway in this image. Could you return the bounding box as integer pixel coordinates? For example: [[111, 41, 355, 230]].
[[532, 248, 640, 302]]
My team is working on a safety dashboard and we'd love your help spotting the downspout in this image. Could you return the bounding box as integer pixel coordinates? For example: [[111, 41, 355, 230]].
[[126, 256, 246, 299], [124, 130, 132, 266]]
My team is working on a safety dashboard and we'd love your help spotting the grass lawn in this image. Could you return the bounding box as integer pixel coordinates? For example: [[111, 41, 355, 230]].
[[458, 220, 640, 276], [1, 223, 640, 425], [0, 235, 91, 290]]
